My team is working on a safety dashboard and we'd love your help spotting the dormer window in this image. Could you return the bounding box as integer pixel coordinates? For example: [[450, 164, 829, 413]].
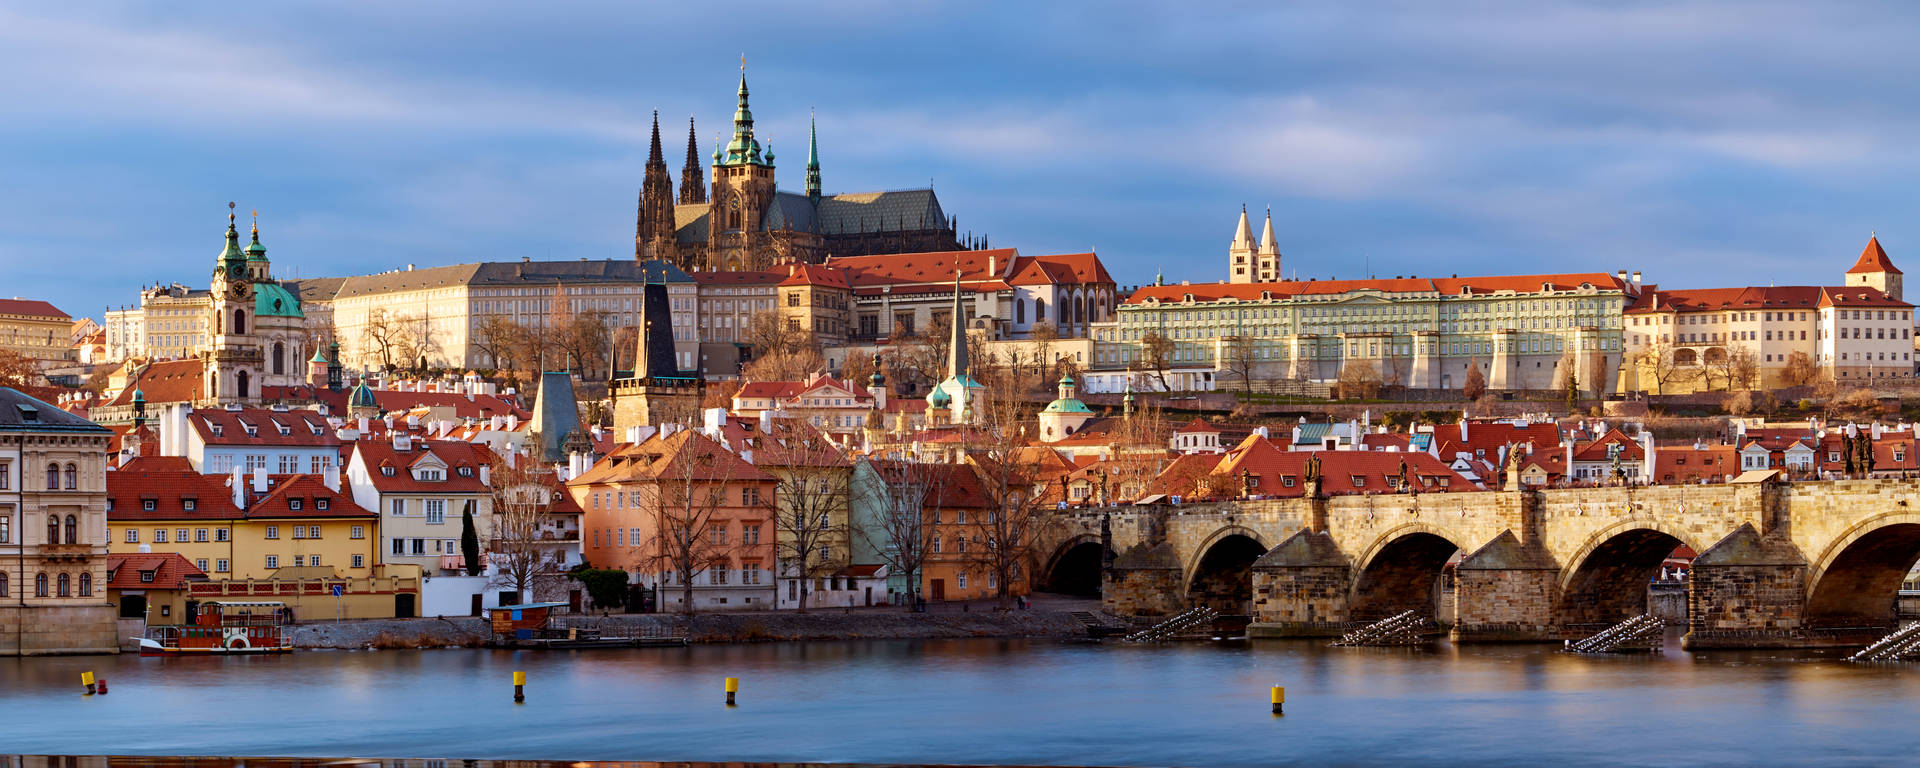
[[418, 469, 444, 481], [290, 499, 303, 511], [316, 498, 330, 510], [183, 499, 196, 511], [457, 466, 473, 477], [140, 571, 155, 583], [309, 424, 323, 436], [142, 499, 156, 511], [276, 422, 291, 436], [210, 424, 223, 437], [241, 421, 257, 437], [381, 467, 395, 477]]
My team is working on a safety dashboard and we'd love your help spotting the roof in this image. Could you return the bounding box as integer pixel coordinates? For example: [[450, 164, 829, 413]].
[[692, 269, 785, 287], [352, 440, 496, 494], [1428, 420, 1561, 461], [329, 259, 694, 300], [828, 248, 1017, 287], [1208, 438, 1474, 497], [569, 429, 774, 486], [1127, 272, 1630, 305], [244, 475, 376, 519], [1007, 252, 1113, 286], [779, 263, 852, 289], [870, 460, 993, 509], [1173, 418, 1220, 435], [253, 282, 304, 319], [1626, 284, 1910, 312], [1652, 445, 1739, 484], [813, 189, 947, 235], [105, 457, 242, 520], [0, 387, 109, 433], [1848, 236, 1901, 275], [109, 360, 205, 406], [189, 408, 340, 447], [0, 298, 70, 319], [105, 553, 207, 591], [1570, 429, 1645, 462]]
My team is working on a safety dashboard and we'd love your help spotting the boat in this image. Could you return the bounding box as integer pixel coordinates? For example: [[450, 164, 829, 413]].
[[137, 600, 295, 656], [484, 602, 688, 649]]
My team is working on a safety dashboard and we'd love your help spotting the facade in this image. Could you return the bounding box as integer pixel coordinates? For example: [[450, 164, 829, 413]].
[[635, 70, 967, 273], [345, 438, 496, 574], [104, 551, 207, 625], [0, 387, 118, 655], [568, 429, 778, 611], [1621, 239, 1913, 392], [1108, 271, 1638, 393], [107, 458, 380, 580], [0, 298, 74, 363]]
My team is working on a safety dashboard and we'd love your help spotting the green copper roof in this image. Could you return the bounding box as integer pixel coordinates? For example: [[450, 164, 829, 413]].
[[218, 215, 244, 263], [349, 382, 377, 408], [926, 388, 951, 407], [253, 282, 304, 318], [1042, 397, 1093, 414], [309, 348, 328, 364]]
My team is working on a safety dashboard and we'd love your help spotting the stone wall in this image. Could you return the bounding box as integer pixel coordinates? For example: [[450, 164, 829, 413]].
[[0, 604, 120, 656]]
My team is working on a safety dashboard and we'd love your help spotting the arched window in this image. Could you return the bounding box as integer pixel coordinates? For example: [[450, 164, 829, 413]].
[[46, 515, 57, 545], [57, 573, 70, 598], [79, 572, 92, 597], [1035, 298, 1047, 322], [64, 514, 77, 544], [236, 370, 250, 399], [272, 342, 285, 375], [64, 463, 76, 490], [45, 463, 58, 490], [1015, 299, 1025, 324], [233, 308, 247, 335], [0, 570, 7, 598], [35, 573, 47, 598]]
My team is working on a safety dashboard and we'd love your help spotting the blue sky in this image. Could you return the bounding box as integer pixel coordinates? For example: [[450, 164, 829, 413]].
[[3, 1, 1917, 320]]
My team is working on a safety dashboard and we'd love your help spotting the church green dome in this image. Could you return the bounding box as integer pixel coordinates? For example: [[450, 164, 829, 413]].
[[927, 387, 951, 408], [253, 282, 304, 319], [1042, 397, 1092, 414], [349, 382, 378, 409]]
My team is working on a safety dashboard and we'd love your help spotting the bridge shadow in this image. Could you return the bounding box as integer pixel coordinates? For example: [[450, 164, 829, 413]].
[[1560, 528, 1686, 628], [1188, 534, 1266, 615], [1042, 541, 1105, 597], [1807, 521, 1920, 631], [1351, 532, 1459, 624]]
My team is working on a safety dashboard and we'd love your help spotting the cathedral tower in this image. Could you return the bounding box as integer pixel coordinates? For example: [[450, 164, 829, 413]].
[[706, 61, 779, 271], [1256, 207, 1282, 282], [635, 111, 677, 259], [805, 111, 822, 203], [1227, 205, 1257, 283], [679, 116, 707, 205]]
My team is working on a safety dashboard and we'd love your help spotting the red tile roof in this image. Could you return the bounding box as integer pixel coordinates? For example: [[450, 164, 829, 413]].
[[1848, 236, 1901, 275], [1210, 438, 1473, 497], [190, 408, 341, 447], [1571, 429, 1645, 462], [570, 429, 774, 485], [1652, 445, 1739, 484], [105, 552, 206, 591], [368, 390, 528, 420], [1428, 421, 1561, 461], [778, 263, 852, 288], [244, 475, 376, 519], [109, 359, 205, 406], [691, 270, 785, 286], [0, 298, 69, 319], [107, 458, 243, 520], [828, 248, 1016, 287], [1006, 252, 1113, 286], [1126, 272, 1629, 305], [352, 440, 496, 494]]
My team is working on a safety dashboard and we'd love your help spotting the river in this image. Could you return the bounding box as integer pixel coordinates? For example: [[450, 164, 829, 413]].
[[3, 635, 1917, 767]]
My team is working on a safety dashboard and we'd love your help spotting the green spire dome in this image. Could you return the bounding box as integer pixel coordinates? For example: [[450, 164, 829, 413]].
[[309, 347, 328, 364], [722, 59, 767, 166], [244, 212, 268, 260], [217, 204, 244, 267], [349, 381, 378, 409]]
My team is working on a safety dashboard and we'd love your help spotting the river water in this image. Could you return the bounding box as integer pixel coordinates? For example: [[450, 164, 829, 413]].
[[3, 635, 1917, 767]]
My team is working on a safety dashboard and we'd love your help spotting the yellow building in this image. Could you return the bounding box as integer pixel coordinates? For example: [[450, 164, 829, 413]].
[[0, 298, 74, 364], [107, 457, 380, 579]]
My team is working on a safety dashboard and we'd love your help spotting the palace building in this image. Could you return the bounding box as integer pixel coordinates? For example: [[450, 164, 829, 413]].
[[634, 65, 973, 273]]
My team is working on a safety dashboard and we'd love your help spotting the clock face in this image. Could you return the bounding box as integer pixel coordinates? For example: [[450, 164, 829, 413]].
[[229, 265, 244, 277], [229, 281, 251, 299]]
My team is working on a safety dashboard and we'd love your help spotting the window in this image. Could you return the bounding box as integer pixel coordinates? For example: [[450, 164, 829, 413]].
[[745, 525, 760, 545], [65, 516, 78, 544], [307, 525, 321, 538], [195, 529, 208, 542], [278, 455, 299, 474], [351, 525, 365, 539], [125, 528, 138, 543], [216, 559, 230, 573], [457, 466, 473, 477], [411, 539, 426, 555], [153, 528, 167, 544], [35, 572, 47, 597], [352, 554, 364, 568], [957, 572, 968, 590], [425, 499, 446, 524], [215, 529, 229, 542], [292, 525, 306, 539], [392, 538, 405, 555], [0, 462, 7, 490], [57, 573, 70, 597], [195, 558, 209, 572], [290, 499, 303, 511], [46, 463, 58, 490], [711, 567, 730, 585], [265, 526, 280, 539], [317, 498, 329, 510], [391, 499, 405, 516], [265, 555, 279, 569], [709, 526, 727, 546]]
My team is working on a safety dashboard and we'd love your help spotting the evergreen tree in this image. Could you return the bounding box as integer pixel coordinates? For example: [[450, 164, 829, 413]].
[[461, 504, 482, 576]]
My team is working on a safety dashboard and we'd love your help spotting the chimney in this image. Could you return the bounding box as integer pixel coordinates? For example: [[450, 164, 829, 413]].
[[988, 252, 997, 276], [251, 467, 268, 494], [490, 415, 503, 431], [507, 414, 520, 431], [480, 463, 491, 485], [393, 433, 411, 452], [322, 464, 340, 492], [358, 416, 370, 433], [231, 466, 245, 509], [1632, 271, 1642, 286]]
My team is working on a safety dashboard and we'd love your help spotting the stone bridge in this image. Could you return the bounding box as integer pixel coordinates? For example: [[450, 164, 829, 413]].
[[1037, 477, 1920, 648]]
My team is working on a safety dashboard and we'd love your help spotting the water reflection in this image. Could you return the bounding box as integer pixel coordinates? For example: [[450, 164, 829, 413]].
[[3, 637, 1918, 768]]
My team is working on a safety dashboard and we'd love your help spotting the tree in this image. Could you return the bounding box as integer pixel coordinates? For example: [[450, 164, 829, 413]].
[[1337, 360, 1382, 400], [473, 316, 532, 375], [1635, 341, 1691, 395], [882, 315, 950, 396], [964, 388, 1056, 610], [765, 428, 853, 612], [568, 564, 630, 614], [743, 309, 810, 360], [561, 310, 614, 379], [460, 503, 482, 576], [741, 346, 827, 382], [1780, 350, 1819, 388], [1586, 352, 1611, 397], [1727, 347, 1760, 392], [702, 379, 742, 410], [1555, 351, 1580, 414], [489, 454, 564, 601], [1138, 332, 1176, 393], [1221, 335, 1259, 397], [360, 309, 411, 371], [858, 457, 949, 610], [641, 431, 758, 615], [1462, 361, 1486, 401], [0, 348, 39, 389]]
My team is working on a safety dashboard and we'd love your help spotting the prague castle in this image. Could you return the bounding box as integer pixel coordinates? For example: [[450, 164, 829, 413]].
[[634, 64, 973, 272]]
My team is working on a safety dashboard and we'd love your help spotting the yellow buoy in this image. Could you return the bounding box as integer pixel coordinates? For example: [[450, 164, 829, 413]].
[[725, 676, 739, 706], [81, 671, 95, 695], [513, 670, 526, 703], [1271, 685, 1285, 715]]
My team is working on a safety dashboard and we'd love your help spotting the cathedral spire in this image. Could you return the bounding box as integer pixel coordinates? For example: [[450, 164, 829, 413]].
[[647, 110, 665, 167], [217, 201, 244, 272], [947, 273, 969, 380], [1231, 204, 1254, 251], [637, 110, 677, 256], [679, 116, 706, 204], [723, 56, 765, 166], [805, 109, 822, 203]]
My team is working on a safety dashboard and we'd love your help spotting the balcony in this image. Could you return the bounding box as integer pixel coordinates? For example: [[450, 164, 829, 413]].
[[40, 542, 96, 561]]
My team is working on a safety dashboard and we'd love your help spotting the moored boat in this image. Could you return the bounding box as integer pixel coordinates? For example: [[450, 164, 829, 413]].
[[138, 600, 294, 656]]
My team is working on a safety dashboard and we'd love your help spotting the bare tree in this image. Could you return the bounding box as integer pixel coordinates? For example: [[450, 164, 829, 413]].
[[488, 454, 560, 602], [764, 428, 852, 612], [1138, 332, 1176, 393], [963, 388, 1056, 610], [1727, 347, 1760, 392], [1780, 350, 1820, 388], [1586, 352, 1611, 397], [858, 457, 950, 610], [1221, 335, 1258, 397], [473, 316, 532, 373], [1337, 360, 1382, 400], [641, 431, 760, 615], [1635, 340, 1691, 394], [741, 346, 827, 382], [360, 309, 410, 371], [562, 309, 613, 379]]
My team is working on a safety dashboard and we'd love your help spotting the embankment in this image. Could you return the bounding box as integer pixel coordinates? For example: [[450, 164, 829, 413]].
[[289, 609, 1101, 649]]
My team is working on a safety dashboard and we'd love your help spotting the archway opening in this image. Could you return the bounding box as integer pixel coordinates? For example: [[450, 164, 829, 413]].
[[1560, 528, 1686, 628], [1187, 534, 1265, 616], [1806, 522, 1920, 629], [1351, 532, 1459, 623], [1042, 541, 1104, 597]]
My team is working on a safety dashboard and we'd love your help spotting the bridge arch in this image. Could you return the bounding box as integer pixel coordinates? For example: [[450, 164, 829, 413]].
[[1805, 511, 1920, 629], [1349, 524, 1471, 622], [1184, 526, 1267, 616], [1040, 535, 1105, 597], [1558, 521, 1700, 627]]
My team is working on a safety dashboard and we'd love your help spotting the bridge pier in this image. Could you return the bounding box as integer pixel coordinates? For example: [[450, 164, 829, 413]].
[[1683, 523, 1815, 649], [1248, 531, 1351, 638], [1102, 543, 1184, 618], [1449, 531, 1563, 643]]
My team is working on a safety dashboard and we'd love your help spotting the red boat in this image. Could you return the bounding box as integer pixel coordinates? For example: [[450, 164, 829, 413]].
[[137, 600, 294, 656]]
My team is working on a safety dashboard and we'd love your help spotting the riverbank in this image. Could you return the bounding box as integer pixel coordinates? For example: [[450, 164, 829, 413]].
[[288, 606, 1112, 649]]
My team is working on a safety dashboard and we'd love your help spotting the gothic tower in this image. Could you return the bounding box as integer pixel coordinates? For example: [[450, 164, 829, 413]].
[[706, 62, 779, 271], [1256, 207, 1282, 282], [806, 111, 822, 204], [636, 111, 678, 260], [1227, 205, 1257, 283], [679, 117, 707, 205]]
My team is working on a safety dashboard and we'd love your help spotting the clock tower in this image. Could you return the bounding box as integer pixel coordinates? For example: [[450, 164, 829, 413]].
[[205, 203, 263, 405]]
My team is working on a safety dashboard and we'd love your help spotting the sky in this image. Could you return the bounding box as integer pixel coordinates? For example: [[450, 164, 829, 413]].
[[3, 1, 1918, 320]]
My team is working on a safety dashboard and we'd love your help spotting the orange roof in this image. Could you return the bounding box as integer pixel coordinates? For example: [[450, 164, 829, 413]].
[[1006, 252, 1112, 286], [1848, 236, 1901, 275], [1126, 272, 1629, 305], [827, 248, 1015, 287], [1651, 445, 1738, 484], [1626, 284, 1909, 312], [0, 298, 69, 319], [352, 440, 495, 494], [778, 263, 852, 288], [105, 552, 206, 591], [1570, 429, 1645, 462], [109, 359, 205, 406], [1210, 438, 1473, 497], [692, 269, 785, 286]]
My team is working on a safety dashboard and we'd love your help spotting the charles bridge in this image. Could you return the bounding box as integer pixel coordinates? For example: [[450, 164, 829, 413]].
[[1038, 475, 1920, 648]]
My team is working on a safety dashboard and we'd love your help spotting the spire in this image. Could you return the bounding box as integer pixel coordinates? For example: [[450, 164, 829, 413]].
[[722, 55, 765, 166], [217, 201, 243, 269], [1230, 204, 1254, 251], [638, 110, 675, 249], [1258, 207, 1278, 255], [679, 116, 706, 204], [805, 109, 822, 203], [947, 273, 969, 380], [245, 208, 267, 259], [647, 110, 665, 166], [1849, 235, 1902, 275]]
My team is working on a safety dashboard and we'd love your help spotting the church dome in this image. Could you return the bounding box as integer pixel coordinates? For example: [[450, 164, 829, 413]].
[[253, 282, 304, 319], [349, 382, 378, 409], [927, 387, 951, 408], [1041, 396, 1092, 414]]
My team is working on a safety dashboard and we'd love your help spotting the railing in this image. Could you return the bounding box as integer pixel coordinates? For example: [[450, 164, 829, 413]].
[[1332, 611, 1429, 647], [1849, 622, 1920, 662], [1122, 606, 1219, 643], [1565, 614, 1665, 654]]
